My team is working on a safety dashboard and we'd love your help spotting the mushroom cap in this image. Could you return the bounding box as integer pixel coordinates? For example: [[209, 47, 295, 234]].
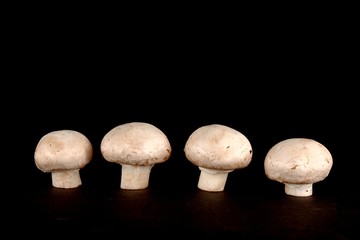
[[184, 124, 253, 171], [100, 122, 172, 165], [264, 138, 333, 184], [34, 130, 93, 172]]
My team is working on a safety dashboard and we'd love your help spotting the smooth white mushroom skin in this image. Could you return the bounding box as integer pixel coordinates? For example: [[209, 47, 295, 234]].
[[120, 164, 154, 189], [284, 183, 313, 197], [264, 138, 333, 197], [34, 130, 93, 189], [184, 124, 253, 192], [100, 122, 172, 190], [51, 169, 82, 188], [198, 167, 233, 192]]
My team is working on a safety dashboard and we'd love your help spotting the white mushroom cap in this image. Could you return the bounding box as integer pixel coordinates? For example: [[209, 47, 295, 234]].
[[100, 122, 172, 190], [264, 138, 333, 197], [184, 124, 253, 192], [34, 130, 93, 188]]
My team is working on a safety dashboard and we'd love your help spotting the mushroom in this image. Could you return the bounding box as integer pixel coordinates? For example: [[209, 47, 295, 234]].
[[184, 124, 253, 192], [264, 138, 333, 197], [100, 122, 172, 190], [34, 130, 93, 188]]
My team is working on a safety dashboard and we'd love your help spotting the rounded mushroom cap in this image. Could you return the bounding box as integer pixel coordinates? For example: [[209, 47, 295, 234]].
[[264, 138, 333, 184], [184, 124, 253, 171], [34, 130, 93, 172], [100, 122, 172, 165]]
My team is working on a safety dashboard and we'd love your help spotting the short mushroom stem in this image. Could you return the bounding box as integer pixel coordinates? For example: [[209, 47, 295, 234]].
[[120, 164, 154, 190], [284, 183, 313, 197], [51, 169, 82, 189], [198, 167, 233, 192]]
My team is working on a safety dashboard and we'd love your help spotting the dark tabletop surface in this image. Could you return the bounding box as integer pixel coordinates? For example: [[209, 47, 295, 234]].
[[8, 162, 359, 239]]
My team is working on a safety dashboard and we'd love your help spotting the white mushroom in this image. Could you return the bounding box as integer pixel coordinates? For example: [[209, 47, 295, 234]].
[[34, 130, 93, 189], [184, 124, 253, 192], [100, 122, 172, 190], [264, 138, 333, 197]]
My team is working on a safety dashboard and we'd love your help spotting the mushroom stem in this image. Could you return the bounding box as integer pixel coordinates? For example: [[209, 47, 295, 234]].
[[284, 183, 313, 197], [51, 169, 82, 189], [120, 164, 154, 190], [198, 167, 233, 192]]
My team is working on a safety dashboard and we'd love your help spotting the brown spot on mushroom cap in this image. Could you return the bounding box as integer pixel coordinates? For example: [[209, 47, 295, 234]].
[[184, 124, 253, 170], [100, 122, 172, 166], [264, 138, 333, 184], [34, 130, 93, 172]]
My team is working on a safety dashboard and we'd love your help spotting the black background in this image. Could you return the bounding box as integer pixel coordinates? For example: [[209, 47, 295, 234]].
[[5, 7, 359, 239]]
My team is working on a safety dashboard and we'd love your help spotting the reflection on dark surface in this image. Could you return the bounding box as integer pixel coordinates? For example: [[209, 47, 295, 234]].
[[6, 161, 359, 239], [256, 195, 338, 239], [7, 178, 358, 239]]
